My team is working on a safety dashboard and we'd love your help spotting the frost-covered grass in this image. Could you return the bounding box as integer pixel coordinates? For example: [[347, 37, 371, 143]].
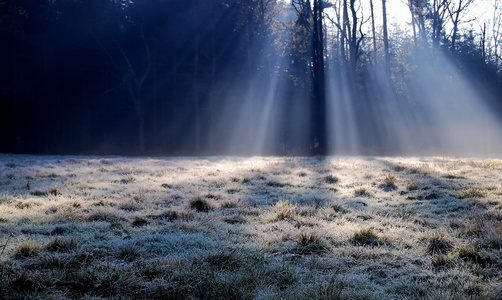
[[0, 155, 501, 299]]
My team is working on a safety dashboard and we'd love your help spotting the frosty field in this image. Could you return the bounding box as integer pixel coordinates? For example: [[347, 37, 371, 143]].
[[0, 155, 501, 299]]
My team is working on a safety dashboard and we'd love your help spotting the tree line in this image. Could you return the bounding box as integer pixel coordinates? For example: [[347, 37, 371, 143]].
[[1, 0, 501, 155]]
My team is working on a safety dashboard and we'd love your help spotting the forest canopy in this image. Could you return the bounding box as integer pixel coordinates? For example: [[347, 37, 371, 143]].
[[1, 0, 501, 156]]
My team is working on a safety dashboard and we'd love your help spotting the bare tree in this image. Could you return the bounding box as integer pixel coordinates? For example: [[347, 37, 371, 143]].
[[382, 0, 391, 78], [430, 0, 449, 49], [370, 0, 378, 64], [192, 2, 201, 153], [446, 0, 476, 53], [491, 0, 501, 66], [291, 0, 328, 153], [92, 25, 152, 152], [408, 0, 419, 47], [408, 0, 430, 47]]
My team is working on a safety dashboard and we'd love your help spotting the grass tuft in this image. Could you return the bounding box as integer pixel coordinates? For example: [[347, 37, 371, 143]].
[[189, 197, 214, 212], [30, 190, 47, 197], [380, 174, 397, 191], [330, 202, 346, 213], [266, 181, 287, 187], [296, 275, 344, 299], [203, 248, 243, 270], [458, 246, 492, 267], [221, 200, 238, 208], [15, 239, 40, 259], [354, 187, 372, 197], [324, 174, 339, 184], [160, 183, 173, 189], [352, 229, 380, 246], [46, 236, 78, 253], [131, 217, 148, 227], [407, 182, 421, 191], [424, 232, 454, 255], [87, 207, 127, 222], [430, 254, 455, 269], [117, 243, 142, 262], [118, 200, 143, 212], [458, 187, 487, 199], [270, 199, 297, 222], [48, 186, 61, 196], [152, 210, 178, 221], [294, 232, 329, 255]]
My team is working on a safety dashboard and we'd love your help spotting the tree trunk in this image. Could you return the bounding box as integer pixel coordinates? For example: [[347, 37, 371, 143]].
[[138, 108, 145, 153], [193, 3, 201, 153], [312, 0, 327, 154], [349, 0, 358, 73], [450, 0, 463, 53], [208, 19, 217, 154], [382, 0, 391, 80], [341, 0, 348, 63], [408, 0, 418, 48], [481, 22, 486, 60], [370, 0, 377, 65]]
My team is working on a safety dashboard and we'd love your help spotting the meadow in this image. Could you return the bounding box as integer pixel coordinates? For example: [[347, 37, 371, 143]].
[[0, 155, 501, 299]]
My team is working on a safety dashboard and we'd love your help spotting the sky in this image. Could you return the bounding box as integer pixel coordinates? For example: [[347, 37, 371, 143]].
[[385, 0, 495, 31], [318, 0, 497, 35]]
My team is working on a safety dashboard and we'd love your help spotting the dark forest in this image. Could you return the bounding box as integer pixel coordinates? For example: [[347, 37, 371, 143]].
[[1, 0, 502, 156]]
